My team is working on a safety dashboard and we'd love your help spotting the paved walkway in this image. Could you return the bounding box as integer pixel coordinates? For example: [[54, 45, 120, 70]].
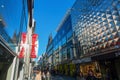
[[51, 75, 75, 80], [34, 71, 75, 80]]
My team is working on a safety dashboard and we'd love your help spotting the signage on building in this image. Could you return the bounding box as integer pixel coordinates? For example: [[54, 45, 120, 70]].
[[18, 33, 27, 58], [101, 46, 119, 52], [115, 52, 120, 57], [72, 57, 91, 64], [30, 33, 38, 58]]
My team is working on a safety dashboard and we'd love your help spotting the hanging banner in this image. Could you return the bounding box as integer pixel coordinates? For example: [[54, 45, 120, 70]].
[[31, 45, 36, 58], [18, 33, 27, 58], [30, 33, 38, 58], [32, 34, 38, 44]]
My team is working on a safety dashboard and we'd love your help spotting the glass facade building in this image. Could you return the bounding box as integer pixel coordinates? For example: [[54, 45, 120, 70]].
[[45, 0, 120, 79], [0, 0, 28, 51], [53, 12, 73, 63], [70, 0, 120, 79], [0, 18, 16, 51], [71, 0, 120, 57], [45, 12, 74, 75], [0, 0, 28, 80]]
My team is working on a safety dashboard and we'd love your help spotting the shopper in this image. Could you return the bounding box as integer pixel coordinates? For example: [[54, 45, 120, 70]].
[[46, 70, 51, 80], [86, 70, 97, 80], [35, 70, 42, 80], [42, 71, 46, 80]]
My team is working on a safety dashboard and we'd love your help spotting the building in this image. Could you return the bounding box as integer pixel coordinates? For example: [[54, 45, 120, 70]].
[[45, 0, 120, 79], [46, 34, 53, 71], [45, 10, 75, 76], [0, 16, 17, 80], [71, 0, 120, 79]]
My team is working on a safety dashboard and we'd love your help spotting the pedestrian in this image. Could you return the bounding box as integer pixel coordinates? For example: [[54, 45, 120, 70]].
[[42, 71, 46, 80], [86, 70, 97, 80], [35, 70, 42, 80], [76, 71, 85, 80], [46, 70, 51, 80]]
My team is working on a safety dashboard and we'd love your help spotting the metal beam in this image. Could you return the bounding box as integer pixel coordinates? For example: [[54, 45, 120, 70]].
[[0, 35, 17, 57]]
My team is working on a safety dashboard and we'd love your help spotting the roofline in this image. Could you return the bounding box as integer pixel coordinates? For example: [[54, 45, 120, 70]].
[[56, 9, 71, 32], [0, 35, 17, 57]]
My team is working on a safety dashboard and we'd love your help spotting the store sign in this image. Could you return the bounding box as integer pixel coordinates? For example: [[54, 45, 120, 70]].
[[115, 52, 120, 57], [72, 57, 91, 64], [18, 33, 27, 58], [30, 34, 38, 58]]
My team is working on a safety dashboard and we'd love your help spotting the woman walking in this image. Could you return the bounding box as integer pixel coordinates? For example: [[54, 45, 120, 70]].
[[86, 70, 97, 80]]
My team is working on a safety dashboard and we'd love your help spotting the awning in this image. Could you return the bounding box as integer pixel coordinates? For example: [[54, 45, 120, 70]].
[[91, 50, 120, 61]]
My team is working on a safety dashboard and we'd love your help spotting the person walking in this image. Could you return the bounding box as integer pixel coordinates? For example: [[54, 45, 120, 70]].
[[86, 70, 97, 80], [46, 70, 51, 80], [35, 70, 42, 80], [42, 71, 46, 80]]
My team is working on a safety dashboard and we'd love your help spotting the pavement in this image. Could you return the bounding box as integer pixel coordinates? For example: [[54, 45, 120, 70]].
[[51, 75, 76, 80], [34, 71, 76, 80]]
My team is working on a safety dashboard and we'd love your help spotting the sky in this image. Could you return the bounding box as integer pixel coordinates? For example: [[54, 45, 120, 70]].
[[0, 0, 75, 58], [34, 0, 75, 56]]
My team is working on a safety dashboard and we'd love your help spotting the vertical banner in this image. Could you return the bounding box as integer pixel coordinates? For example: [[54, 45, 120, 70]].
[[18, 33, 27, 58], [30, 33, 38, 58]]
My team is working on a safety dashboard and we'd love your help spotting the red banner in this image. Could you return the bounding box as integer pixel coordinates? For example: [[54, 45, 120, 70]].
[[18, 32, 27, 58], [30, 45, 36, 58], [30, 33, 38, 58], [32, 34, 38, 44]]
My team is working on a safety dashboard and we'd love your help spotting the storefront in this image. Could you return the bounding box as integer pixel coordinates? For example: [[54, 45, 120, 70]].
[[92, 50, 120, 80], [58, 63, 70, 76], [69, 63, 76, 76], [58, 64, 63, 74], [80, 62, 101, 78], [72, 57, 102, 79]]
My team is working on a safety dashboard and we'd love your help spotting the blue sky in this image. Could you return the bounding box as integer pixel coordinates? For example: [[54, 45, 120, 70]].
[[0, 0, 75, 58], [34, 0, 75, 56]]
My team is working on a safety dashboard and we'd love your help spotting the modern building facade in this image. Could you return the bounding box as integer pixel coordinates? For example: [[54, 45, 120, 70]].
[[71, 0, 120, 79], [45, 10, 75, 76], [46, 34, 53, 70], [44, 0, 120, 80]]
